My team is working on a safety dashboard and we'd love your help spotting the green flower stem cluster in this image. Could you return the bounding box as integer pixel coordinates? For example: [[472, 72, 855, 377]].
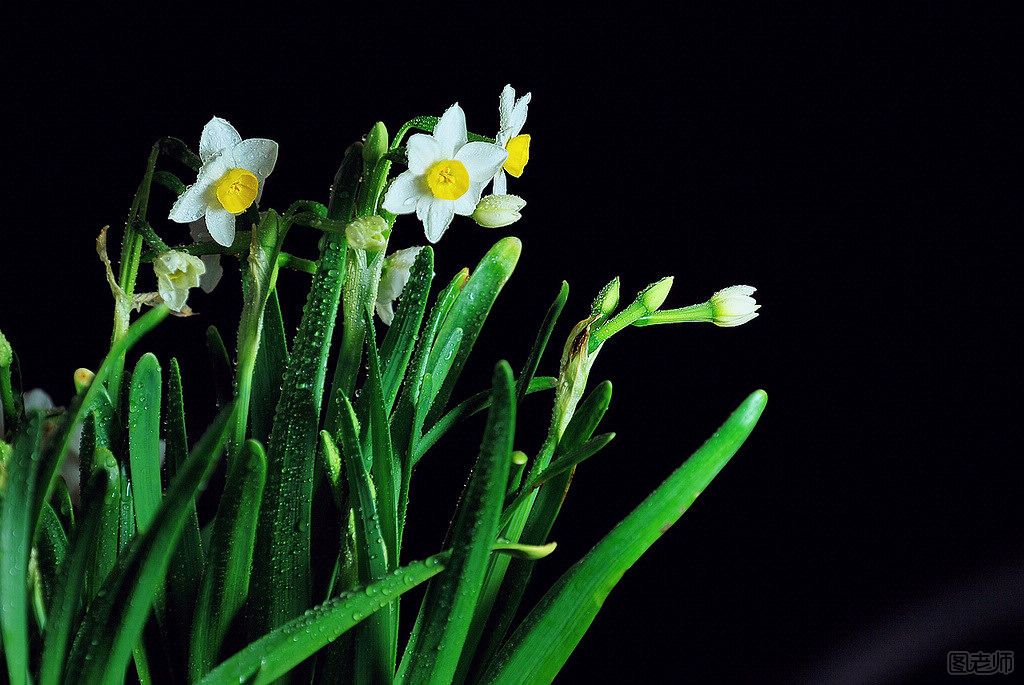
[[0, 94, 765, 685]]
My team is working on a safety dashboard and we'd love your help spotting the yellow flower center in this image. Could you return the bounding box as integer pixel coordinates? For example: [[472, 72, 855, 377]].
[[215, 168, 259, 214], [503, 134, 531, 178], [425, 159, 470, 200]]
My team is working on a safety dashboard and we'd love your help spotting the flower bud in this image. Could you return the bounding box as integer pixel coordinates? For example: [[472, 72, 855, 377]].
[[375, 247, 424, 325], [153, 251, 206, 313], [710, 285, 760, 327], [640, 276, 674, 314], [73, 368, 95, 394], [591, 277, 620, 318], [346, 215, 388, 252], [471, 194, 527, 228], [363, 121, 389, 167]]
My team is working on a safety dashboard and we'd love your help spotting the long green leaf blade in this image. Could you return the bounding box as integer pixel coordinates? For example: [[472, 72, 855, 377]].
[[0, 413, 44, 685], [250, 287, 289, 444], [481, 390, 768, 684], [515, 281, 568, 404], [65, 404, 234, 684], [129, 352, 162, 533], [398, 361, 515, 684], [378, 246, 433, 411], [197, 551, 450, 685], [424, 237, 521, 422], [189, 439, 267, 680]]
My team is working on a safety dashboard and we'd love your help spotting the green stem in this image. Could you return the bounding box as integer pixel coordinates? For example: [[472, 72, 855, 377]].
[[633, 302, 715, 326]]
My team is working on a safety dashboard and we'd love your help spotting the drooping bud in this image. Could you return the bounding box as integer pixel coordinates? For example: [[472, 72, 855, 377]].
[[471, 194, 527, 228], [153, 250, 206, 313], [345, 215, 389, 252]]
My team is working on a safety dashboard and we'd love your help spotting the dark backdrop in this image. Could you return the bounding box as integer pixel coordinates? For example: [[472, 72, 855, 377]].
[[2, 5, 1019, 683]]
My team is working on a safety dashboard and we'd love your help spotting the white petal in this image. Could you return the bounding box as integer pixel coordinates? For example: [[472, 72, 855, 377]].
[[375, 301, 396, 325], [190, 218, 213, 243], [169, 180, 213, 223], [506, 92, 531, 139], [492, 169, 508, 195], [200, 255, 223, 293], [453, 182, 484, 216], [433, 103, 468, 158], [382, 171, 427, 215], [406, 133, 444, 175], [205, 207, 236, 247], [199, 117, 241, 164], [231, 138, 279, 180], [455, 142, 508, 182], [499, 85, 515, 129], [421, 199, 456, 243], [22, 389, 54, 412]]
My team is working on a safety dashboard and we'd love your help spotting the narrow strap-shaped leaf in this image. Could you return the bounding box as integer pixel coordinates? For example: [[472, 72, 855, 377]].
[[516, 281, 568, 404], [197, 551, 450, 685], [415, 376, 556, 463], [129, 352, 162, 534], [0, 413, 44, 685], [118, 463, 135, 551], [65, 403, 234, 684], [85, 450, 121, 601], [328, 406, 392, 681], [424, 237, 521, 423], [480, 390, 768, 684], [39, 472, 114, 685], [250, 287, 289, 445], [206, 325, 234, 409], [378, 246, 434, 412], [164, 358, 204, 664], [252, 143, 360, 635], [413, 328, 463, 461], [398, 362, 516, 684], [36, 502, 69, 609], [469, 381, 615, 676], [189, 439, 267, 681]]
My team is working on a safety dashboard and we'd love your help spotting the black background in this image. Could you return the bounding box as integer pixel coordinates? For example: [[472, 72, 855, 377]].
[[1, 5, 1020, 683]]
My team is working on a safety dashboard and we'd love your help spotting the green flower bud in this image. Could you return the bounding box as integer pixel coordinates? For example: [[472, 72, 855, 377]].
[[363, 121, 389, 166], [346, 215, 389, 252], [591, 277, 620, 318], [640, 276, 674, 314], [471, 194, 527, 228], [74, 368, 95, 394], [153, 250, 206, 313]]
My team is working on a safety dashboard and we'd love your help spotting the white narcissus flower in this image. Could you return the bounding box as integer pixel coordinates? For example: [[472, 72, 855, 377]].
[[153, 250, 206, 312], [472, 194, 527, 228], [375, 247, 423, 325], [491, 84, 531, 194], [189, 219, 225, 293], [168, 117, 279, 247], [382, 104, 507, 242], [710, 285, 761, 327]]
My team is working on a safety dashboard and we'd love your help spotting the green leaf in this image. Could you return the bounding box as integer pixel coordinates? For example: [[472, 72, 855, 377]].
[[64, 403, 234, 684], [480, 390, 768, 684], [378, 246, 434, 412], [206, 326, 234, 410], [85, 450, 120, 602], [397, 362, 515, 684], [327, 402, 392, 681], [129, 353, 162, 534], [196, 551, 450, 685], [39, 471, 116, 685], [190, 439, 267, 681], [36, 502, 69, 609], [424, 237, 521, 422], [250, 288, 289, 445], [516, 281, 569, 404], [0, 413, 44, 685], [164, 359, 204, 663], [251, 142, 361, 635]]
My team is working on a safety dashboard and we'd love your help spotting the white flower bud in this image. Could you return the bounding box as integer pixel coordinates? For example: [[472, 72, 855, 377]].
[[472, 194, 527, 228], [710, 285, 760, 327], [375, 247, 424, 325], [346, 216, 389, 252], [153, 250, 206, 313]]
